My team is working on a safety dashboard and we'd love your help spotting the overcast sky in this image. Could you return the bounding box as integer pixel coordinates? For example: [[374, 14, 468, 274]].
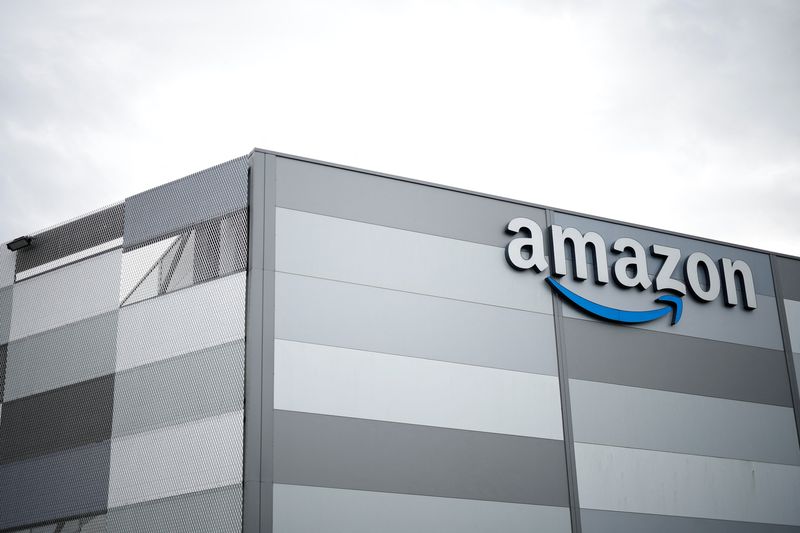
[[1, 0, 798, 255]]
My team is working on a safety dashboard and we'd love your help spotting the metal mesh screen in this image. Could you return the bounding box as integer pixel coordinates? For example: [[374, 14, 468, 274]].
[[120, 209, 247, 307], [14, 203, 124, 276]]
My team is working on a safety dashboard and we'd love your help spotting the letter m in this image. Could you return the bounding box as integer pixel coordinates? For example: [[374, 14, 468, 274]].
[[549, 225, 609, 284]]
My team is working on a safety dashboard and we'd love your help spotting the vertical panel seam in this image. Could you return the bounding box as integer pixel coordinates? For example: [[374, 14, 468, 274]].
[[243, 152, 267, 533], [546, 208, 582, 533], [769, 254, 800, 448]]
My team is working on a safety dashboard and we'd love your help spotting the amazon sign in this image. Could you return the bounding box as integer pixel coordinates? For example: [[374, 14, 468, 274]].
[[505, 218, 757, 326]]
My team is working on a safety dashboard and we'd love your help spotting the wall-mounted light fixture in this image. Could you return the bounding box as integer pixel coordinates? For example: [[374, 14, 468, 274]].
[[6, 236, 33, 251]]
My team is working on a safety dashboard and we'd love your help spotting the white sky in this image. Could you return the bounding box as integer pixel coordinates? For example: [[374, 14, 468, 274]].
[[1, 0, 798, 255]]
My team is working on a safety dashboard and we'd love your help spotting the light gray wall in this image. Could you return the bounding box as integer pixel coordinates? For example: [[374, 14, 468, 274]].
[[273, 483, 571, 533], [274, 339, 563, 439], [575, 442, 800, 526]]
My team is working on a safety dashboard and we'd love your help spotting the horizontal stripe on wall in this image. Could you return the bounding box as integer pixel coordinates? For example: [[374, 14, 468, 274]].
[[275, 340, 563, 439], [4, 311, 118, 402], [112, 340, 245, 438], [557, 272, 783, 350], [277, 207, 553, 315], [275, 156, 549, 249], [9, 249, 121, 342], [0, 374, 114, 464], [581, 508, 800, 533], [275, 272, 557, 375], [115, 272, 246, 372], [570, 379, 800, 465], [575, 442, 800, 526], [107, 483, 242, 533], [107, 410, 243, 508], [274, 483, 571, 533], [563, 317, 793, 406], [0, 441, 111, 531], [273, 410, 569, 507]]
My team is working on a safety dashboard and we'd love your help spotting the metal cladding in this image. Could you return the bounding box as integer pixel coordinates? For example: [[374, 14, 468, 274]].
[[0, 149, 798, 533]]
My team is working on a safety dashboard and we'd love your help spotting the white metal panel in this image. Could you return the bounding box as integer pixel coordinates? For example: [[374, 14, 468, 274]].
[[115, 272, 246, 372], [276, 208, 553, 315], [9, 250, 121, 341], [107, 410, 244, 508], [575, 442, 800, 526], [570, 379, 800, 465], [274, 340, 563, 440], [273, 484, 571, 533]]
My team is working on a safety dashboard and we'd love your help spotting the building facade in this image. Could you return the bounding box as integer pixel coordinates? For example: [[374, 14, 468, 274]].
[[0, 148, 798, 532]]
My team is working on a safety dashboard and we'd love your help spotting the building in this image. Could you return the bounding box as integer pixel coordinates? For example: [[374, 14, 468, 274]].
[[0, 148, 798, 532]]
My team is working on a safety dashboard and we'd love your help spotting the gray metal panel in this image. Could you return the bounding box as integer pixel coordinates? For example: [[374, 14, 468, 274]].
[[273, 484, 572, 533], [0, 374, 114, 464], [243, 151, 276, 533], [557, 272, 783, 350], [784, 299, 800, 349], [106, 484, 242, 533], [570, 379, 800, 465], [275, 272, 557, 375], [795, 353, 800, 394], [276, 208, 553, 314], [15, 203, 124, 274], [776, 256, 800, 301], [581, 509, 800, 533], [22, 513, 108, 533], [552, 211, 775, 297], [0, 247, 15, 288], [563, 317, 792, 406], [4, 311, 118, 402], [274, 339, 563, 439], [0, 285, 12, 345], [273, 410, 569, 507], [9, 250, 121, 342], [0, 441, 111, 531], [115, 272, 246, 372], [275, 156, 548, 248], [123, 156, 248, 248], [574, 442, 800, 526], [112, 340, 245, 438], [107, 410, 244, 508], [0, 344, 5, 403]]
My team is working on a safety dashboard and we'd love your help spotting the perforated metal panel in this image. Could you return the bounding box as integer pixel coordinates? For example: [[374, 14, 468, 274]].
[[0, 343, 7, 403], [123, 156, 248, 249], [106, 484, 243, 533], [14, 203, 124, 276], [112, 340, 245, 438], [4, 311, 118, 402]]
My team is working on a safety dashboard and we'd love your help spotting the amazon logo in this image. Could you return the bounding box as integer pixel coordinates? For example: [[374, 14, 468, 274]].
[[505, 218, 757, 326]]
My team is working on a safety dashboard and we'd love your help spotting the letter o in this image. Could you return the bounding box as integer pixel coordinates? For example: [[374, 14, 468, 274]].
[[685, 252, 720, 302]]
